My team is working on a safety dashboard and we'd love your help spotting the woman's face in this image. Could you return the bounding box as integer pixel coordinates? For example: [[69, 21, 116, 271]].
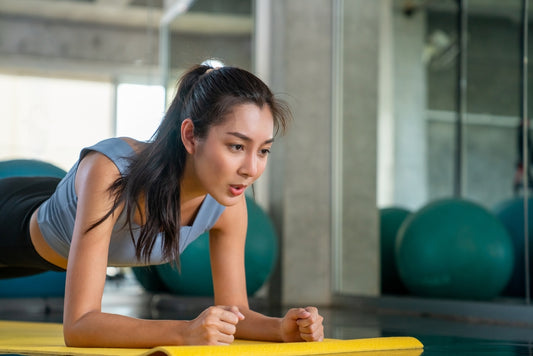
[[190, 103, 274, 206]]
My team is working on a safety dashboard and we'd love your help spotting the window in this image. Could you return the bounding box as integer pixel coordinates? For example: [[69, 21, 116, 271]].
[[115, 83, 165, 142], [0, 74, 114, 170]]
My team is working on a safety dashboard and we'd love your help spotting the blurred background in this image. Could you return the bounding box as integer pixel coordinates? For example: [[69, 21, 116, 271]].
[[1, 0, 533, 333]]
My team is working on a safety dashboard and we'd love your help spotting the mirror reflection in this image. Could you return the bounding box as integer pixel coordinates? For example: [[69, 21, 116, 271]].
[[375, 0, 532, 303]]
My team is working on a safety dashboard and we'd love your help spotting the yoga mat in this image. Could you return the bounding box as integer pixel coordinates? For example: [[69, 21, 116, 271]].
[[0, 320, 423, 356]]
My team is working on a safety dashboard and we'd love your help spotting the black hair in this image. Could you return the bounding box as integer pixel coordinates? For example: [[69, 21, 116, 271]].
[[89, 64, 291, 265]]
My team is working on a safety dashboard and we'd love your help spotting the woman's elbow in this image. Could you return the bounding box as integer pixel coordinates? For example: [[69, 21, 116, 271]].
[[63, 318, 91, 347], [63, 325, 78, 347]]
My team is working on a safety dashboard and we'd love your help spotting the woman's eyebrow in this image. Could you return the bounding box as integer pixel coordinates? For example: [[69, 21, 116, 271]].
[[226, 132, 275, 144]]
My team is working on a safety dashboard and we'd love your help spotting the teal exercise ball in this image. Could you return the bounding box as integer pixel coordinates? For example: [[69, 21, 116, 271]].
[[396, 199, 514, 300], [131, 266, 170, 293], [0, 159, 66, 179], [0, 159, 67, 298], [156, 232, 213, 296], [493, 197, 533, 297], [380, 207, 411, 295], [157, 196, 278, 296], [0, 271, 66, 298]]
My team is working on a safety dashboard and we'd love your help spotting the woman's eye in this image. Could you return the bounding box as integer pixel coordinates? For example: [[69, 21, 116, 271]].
[[260, 148, 271, 155], [230, 144, 244, 151]]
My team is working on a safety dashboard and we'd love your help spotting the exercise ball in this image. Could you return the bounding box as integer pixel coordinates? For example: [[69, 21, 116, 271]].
[[156, 233, 212, 296], [131, 266, 170, 293], [0, 271, 67, 298], [157, 196, 278, 296], [380, 207, 411, 295], [493, 197, 533, 297], [396, 198, 514, 300], [0, 159, 66, 179], [0, 159, 67, 298]]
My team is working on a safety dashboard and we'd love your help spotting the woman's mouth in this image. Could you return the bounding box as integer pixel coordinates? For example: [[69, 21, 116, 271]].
[[229, 184, 247, 196]]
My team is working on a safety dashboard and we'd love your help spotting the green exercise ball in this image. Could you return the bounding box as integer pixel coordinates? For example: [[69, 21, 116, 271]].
[[493, 197, 533, 297], [131, 266, 170, 293], [156, 233, 212, 296], [380, 207, 411, 295], [157, 196, 278, 296], [396, 199, 514, 300], [0, 159, 66, 179], [0, 159, 67, 297]]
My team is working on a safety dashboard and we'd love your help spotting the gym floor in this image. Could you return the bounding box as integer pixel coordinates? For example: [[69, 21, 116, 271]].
[[1, 272, 533, 355]]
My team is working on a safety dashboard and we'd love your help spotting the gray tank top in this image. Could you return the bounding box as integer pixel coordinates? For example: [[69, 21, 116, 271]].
[[37, 138, 225, 266]]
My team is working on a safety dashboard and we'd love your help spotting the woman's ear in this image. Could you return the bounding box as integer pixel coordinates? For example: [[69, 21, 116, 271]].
[[181, 118, 196, 154]]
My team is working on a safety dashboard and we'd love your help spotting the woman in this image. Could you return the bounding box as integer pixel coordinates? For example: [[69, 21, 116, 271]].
[[0, 64, 324, 347]]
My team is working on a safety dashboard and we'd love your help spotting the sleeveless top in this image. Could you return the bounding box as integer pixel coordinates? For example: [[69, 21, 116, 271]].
[[37, 138, 226, 267]]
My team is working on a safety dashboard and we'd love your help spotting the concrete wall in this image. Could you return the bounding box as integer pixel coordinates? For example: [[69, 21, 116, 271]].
[[426, 11, 524, 208], [0, 14, 251, 79], [427, 117, 517, 208], [427, 12, 523, 116]]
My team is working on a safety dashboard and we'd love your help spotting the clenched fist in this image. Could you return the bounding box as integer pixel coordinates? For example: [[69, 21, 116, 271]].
[[281, 307, 324, 342], [183, 305, 245, 345]]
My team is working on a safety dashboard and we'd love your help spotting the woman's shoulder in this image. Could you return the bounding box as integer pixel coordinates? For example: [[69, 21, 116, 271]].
[[210, 195, 247, 234], [118, 137, 147, 154], [79, 137, 147, 177], [81, 137, 146, 157], [77, 149, 121, 186]]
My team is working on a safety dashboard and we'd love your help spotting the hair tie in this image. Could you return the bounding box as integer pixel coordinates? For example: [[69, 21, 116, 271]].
[[204, 66, 222, 75]]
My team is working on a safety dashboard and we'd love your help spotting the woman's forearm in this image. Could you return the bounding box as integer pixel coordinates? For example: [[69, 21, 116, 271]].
[[235, 308, 283, 342], [64, 311, 187, 348], [235, 306, 324, 343]]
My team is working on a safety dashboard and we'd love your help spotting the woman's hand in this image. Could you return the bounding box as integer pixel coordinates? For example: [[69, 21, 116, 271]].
[[280, 307, 324, 342], [183, 306, 245, 345]]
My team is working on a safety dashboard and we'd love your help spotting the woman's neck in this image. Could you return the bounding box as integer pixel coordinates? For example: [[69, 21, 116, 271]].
[[180, 157, 207, 205]]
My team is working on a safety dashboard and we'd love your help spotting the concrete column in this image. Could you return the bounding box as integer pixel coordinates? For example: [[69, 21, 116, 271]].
[[267, 0, 333, 306], [392, 8, 428, 210], [377, 0, 395, 207], [338, 0, 381, 296], [264, 0, 382, 305]]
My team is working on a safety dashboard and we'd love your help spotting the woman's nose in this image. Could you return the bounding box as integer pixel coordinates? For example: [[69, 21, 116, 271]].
[[238, 153, 259, 178]]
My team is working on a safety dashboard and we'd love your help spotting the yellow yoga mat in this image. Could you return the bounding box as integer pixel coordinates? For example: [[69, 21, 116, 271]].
[[0, 320, 423, 356]]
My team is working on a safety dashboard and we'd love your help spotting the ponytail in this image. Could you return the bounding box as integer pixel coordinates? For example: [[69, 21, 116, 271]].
[[89, 64, 291, 265]]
